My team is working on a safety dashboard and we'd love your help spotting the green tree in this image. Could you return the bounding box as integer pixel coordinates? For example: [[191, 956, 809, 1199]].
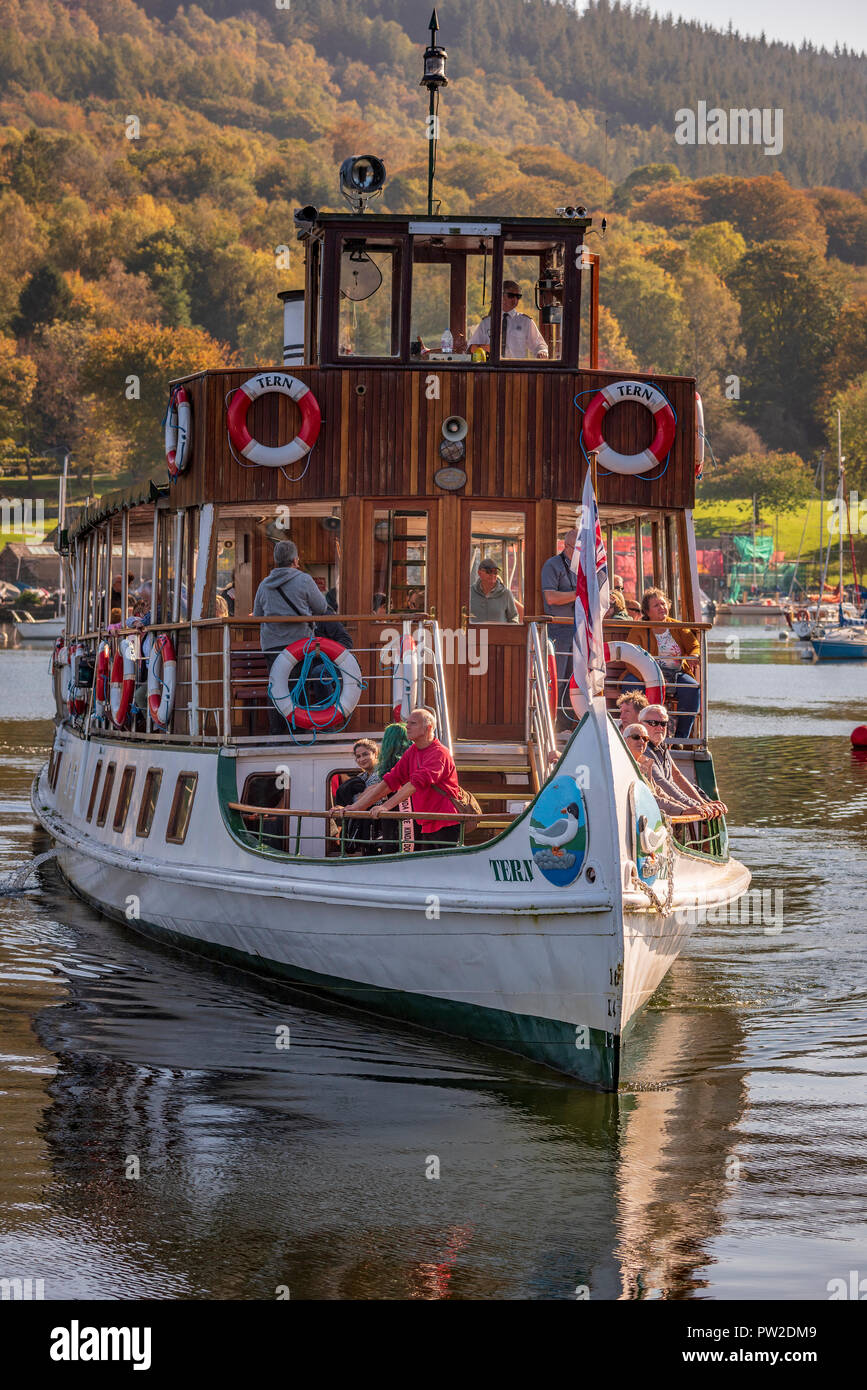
[[729, 242, 845, 452], [831, 374, 867, 492], [600, 256, 688, 374], [698, 450, 814, 514], [12, 265, 73, 340]]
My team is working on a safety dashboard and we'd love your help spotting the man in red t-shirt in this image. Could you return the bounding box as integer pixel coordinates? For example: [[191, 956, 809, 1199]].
[[335, 708, 461, 849]]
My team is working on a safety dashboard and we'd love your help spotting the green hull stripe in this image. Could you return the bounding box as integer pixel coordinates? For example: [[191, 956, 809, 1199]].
[[69, 878, 620, 1090]]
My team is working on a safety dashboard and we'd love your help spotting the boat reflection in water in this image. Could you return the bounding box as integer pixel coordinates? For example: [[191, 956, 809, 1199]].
[[31, 884, 746, 1300]]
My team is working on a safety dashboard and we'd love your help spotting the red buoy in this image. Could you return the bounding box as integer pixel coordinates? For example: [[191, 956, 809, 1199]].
[[851, 725, 867, 748]]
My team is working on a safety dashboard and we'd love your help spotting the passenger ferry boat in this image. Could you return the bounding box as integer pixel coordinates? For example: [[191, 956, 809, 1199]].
[[32, 157, 749, 1089]]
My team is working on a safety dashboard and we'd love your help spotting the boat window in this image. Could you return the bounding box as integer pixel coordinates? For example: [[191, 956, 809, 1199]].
[[468, 511, 525, 624], [337, 236, 402, 359], [373, 510, 428, 615], [49, 750, 62, 791], [86, 759, 103, 821], [166, 773, 198, 845], [136, 769, 162, 837], [410, 234, 494, 362], [96, 762, 117, 828], [240, 772, 291, 852], [113, 766, 136, 832], [607, 521, 644, 620], [501, 240, 566, 362]]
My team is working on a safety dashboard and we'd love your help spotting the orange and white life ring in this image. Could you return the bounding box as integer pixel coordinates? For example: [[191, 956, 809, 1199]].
[[569, 639, 665, 714], [165, 385, 192, 478], [582, 380, 676, 476], [227, 371, 321, 469], [269, 636, 363, 731], [93, 641, 111, 721], [109, 635, 139, 728], [147, 632, 177, 729], [695, 390, 705, 481]]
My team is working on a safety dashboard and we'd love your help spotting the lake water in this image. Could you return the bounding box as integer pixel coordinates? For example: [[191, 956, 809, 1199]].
[[1, 628, 865, 1300]]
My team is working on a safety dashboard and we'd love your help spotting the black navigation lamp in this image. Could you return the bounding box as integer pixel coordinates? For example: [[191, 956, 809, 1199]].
[[339, 155, 387, 214], [293, 205, 318, 239], [421, 10, 448, 216]]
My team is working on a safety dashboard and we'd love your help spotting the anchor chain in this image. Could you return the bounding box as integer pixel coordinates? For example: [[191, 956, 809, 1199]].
[[630, 821, 676, 916]]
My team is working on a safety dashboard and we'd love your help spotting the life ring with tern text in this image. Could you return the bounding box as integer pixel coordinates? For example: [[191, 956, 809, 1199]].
[[227, 371, 321, 469], [582, 380, 676, 476]]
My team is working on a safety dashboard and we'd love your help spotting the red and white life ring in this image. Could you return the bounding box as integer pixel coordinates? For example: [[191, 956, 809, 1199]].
[[93, 641, 110, 721], [109, 635, 139, 728], [147, 632, 177, 729], [227, 371, 321, 469], [546, 640, 558, 721], [582, 380, 676, 475], [695, 390, 705, 481], [165, 386, 192, 478], [569, 639, 665, 714], [391, 632, 419, 722], [269, 636, 363, 731]]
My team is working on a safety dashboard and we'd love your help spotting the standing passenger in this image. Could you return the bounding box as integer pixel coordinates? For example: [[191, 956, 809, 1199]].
[[253, 539, 328, 734], [541, 529, 577, 728]]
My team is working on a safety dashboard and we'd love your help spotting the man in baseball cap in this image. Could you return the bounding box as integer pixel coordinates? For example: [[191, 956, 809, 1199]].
[[469, 558, 520, 624]]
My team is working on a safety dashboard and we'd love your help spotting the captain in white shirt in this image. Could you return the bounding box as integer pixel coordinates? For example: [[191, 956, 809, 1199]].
[[469, 280, 549, 360]]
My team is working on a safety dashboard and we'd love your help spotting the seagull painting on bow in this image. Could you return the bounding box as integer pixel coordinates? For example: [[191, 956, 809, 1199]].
[[531, 802, 583, 855]]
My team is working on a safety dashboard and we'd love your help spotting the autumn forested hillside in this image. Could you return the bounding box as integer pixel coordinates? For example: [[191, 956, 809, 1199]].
[[1, 0, 867, 497]]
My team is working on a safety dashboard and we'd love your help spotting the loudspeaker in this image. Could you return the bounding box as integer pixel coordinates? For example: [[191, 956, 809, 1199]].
[[442, 415, 468, 441]]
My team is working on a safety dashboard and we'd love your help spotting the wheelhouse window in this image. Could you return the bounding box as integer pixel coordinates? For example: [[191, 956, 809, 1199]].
[[166, 773, 197, 845], [410, 233, 494, 361], [96, 762, 117, 828], [338, 236, 402, 359], [136, 769, 162, 837], [373, 510, 428, 615], [501, 240, 566, 362], [468, 511, 525, 624], [113, 767, 136, 833]]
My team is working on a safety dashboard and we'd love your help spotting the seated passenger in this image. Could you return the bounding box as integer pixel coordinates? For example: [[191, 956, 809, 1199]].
[[605, 574, 630, 620], [469, 281, 549, 360], [623, 724, 710, 819], [470, 559, 519, 624], [334, 708, 462, 851], [625, 587, 701, 740], [615, 690, 648, 729], [639, 705, 727, 817], [337, 739, 382, 856]]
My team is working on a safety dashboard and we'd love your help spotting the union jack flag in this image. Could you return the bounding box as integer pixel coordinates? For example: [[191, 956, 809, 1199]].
[[571, 468, 610, 702]]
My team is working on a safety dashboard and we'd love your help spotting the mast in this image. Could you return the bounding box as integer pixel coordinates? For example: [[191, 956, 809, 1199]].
[[837, 410, 844, 608], [421, 10, 448, 216]]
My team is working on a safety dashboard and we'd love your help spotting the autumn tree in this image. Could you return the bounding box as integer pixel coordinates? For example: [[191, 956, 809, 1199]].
[[698, 450, 814, 514]]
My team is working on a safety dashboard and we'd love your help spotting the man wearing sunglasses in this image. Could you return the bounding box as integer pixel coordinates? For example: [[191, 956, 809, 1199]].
[[640, 705, 727, 817], [623, 723, 713, 819], [469, 281, 549, 359]]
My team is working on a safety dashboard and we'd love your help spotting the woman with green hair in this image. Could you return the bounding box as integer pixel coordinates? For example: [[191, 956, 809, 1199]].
[[374, 722, 412, 854]]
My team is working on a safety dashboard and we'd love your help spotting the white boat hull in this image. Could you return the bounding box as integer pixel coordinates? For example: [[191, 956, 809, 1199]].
[[32, 708, 750, 1088]]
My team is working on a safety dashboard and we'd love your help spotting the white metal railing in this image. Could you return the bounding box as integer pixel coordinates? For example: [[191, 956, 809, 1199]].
[[526, 622, 558, 787]]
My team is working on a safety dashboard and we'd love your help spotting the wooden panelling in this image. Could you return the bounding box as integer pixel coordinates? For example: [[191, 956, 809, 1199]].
[[168, 367, 697, 513]]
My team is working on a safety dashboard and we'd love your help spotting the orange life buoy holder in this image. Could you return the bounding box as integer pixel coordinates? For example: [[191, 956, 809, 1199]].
[[582, 380, 676, 476], [227, 371, 321, 470]]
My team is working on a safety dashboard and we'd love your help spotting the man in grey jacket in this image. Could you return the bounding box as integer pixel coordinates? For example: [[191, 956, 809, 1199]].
[[469, 559, 519, 623], [253, 540, 328, 731]]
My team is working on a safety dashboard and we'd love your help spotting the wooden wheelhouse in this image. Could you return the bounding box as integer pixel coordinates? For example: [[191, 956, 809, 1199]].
[[62, 209, 706, 751]]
